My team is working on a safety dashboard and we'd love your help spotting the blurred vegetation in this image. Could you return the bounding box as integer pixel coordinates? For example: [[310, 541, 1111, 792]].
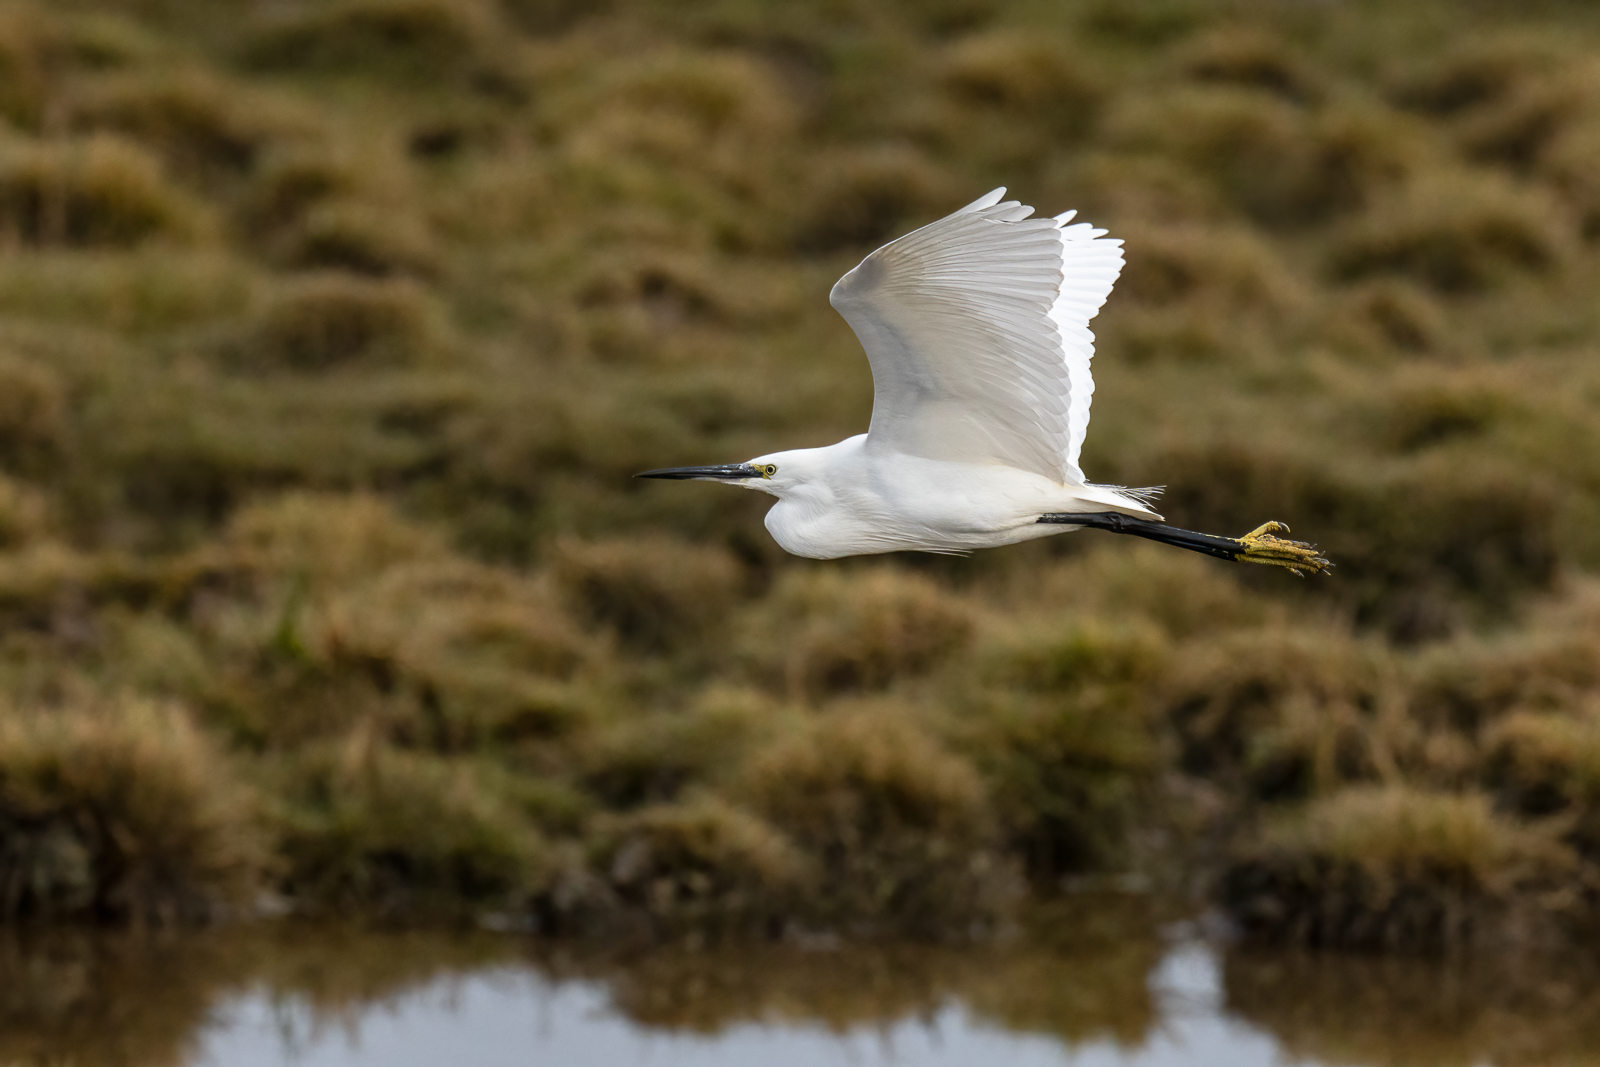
[[4, 0, 1600, 950]]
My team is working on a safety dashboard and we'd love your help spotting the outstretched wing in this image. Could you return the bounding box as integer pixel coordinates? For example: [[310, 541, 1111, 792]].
[[829, 187, 1122, 485]]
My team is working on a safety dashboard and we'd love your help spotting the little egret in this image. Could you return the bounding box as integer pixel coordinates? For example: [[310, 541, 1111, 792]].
[[639, 188, 1330, 576]]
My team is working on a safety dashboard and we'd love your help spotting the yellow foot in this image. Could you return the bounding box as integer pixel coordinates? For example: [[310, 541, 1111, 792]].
[[1233, 521, 1331, 577]]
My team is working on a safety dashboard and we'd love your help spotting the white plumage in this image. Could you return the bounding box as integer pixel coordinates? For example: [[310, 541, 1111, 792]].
[[639, 187, 1330, 576], [829, 186, 1122, 487]]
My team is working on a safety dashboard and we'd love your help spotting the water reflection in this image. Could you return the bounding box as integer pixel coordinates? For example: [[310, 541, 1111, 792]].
[[0, 898, 1596, 1067], [1225, 948, 1600, 1067]]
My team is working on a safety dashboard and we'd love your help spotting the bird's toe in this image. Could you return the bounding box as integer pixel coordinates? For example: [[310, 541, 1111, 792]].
[[1234, 522, 1332, 578]]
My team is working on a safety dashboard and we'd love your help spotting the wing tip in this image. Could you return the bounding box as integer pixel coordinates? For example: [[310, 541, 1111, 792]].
[[960, 187, 1008, 214]]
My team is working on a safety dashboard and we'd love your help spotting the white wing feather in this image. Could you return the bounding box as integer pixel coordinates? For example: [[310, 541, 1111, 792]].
[[829, 187, 1123, 485]]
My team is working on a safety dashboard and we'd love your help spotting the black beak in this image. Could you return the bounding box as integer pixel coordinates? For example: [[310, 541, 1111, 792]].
[[636, 463, 761, 481]]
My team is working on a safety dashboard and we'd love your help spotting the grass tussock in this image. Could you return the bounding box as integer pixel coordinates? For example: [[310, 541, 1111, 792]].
[[737, 702, 1011, 936], [1225, 785, 1578, 950], [272, 735, 550, 917], [791, 145, 961, 253], [936, 31, 1105, 143], [1327, 171, 1572, 291], [0, 134, 203, 247], [228, 273, 439, 372], [1171, 27, 1326, 104], [553, 535, 744, 653], [971, 624, 1162, 876], [0, 698, 263, 922], [741, 567, 975, 699], [240, 0, 511, 89], [597, 796, 805, 933], [0, 349, 66, 468], [64, 69, 312, 190]]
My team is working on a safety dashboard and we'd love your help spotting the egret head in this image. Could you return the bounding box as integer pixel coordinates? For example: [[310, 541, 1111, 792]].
[[636, 451, 812, 496]]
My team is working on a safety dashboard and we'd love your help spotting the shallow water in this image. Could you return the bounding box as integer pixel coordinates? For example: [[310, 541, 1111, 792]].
[[3, 899, 1598, 1067]]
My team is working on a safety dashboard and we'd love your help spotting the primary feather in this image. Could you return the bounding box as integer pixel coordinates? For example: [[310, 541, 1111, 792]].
[[828, 187, 1124, 485]]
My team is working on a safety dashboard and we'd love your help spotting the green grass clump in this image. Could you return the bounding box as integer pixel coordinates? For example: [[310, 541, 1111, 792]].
[[272, 735, 550, 916], [0, 475, 47, 549], [0, 697, 263, 922], [1327, 171, 1572, 292], [740, 567, 975, 699], [596, 796, 805, 934], [0, 134, 203, 247], [0, 349, 65, 469], [227, 273, 438, 372], [1224, 785, 1576, 950], [64, 69, 312, 190], [1486, 707, 1600, 857], [968, 685, 1160, 877], [1171, 26, 1325, 104], [239, 0, 511, 88], [737, 702, 1010, 936], [553, 534, 744, 654]]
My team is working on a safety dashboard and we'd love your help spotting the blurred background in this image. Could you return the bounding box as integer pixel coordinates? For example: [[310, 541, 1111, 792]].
[[3, 0, 1600, 970]]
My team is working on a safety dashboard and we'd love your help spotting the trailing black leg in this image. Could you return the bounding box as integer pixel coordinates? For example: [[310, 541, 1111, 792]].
[[1038, 512, 1331, 576]]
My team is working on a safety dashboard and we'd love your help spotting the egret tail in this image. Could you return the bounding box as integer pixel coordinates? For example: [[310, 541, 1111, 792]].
[[1038, 513, 1331, 577]]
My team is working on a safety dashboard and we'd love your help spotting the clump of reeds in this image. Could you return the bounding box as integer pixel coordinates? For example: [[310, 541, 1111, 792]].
[[1327, 171, 1572, 292], [789, 145, 960, 253], [937, 31, 1105, 138], [575, 688, 770, 809], [64, 69, 312, 190], [0, 475, 47, 548], [1390, 33, 1570, 118], [969, 621, 1163, 876], [0, 4, 89, 129], [736, 702, 1011, 936], [1171, 26, 1325, 104], [1110, 219, 1300, 313], [0, 349, 65, 469], [0, 697, 263, 922], [226, 273, 438, 372], [271, 732, 549, 916], [1377, 368, 1517, 453], [1224, 785, 1577, 950], [0, 134, 203, 247], [218, 492, 593, 749], [740, 566, 975, 699], [1485, 705, 1600, 857], [1105, 87, 1314, 225], [1537, 121, 1600, 240], [553, 535, 744, 653], [596, 796, 805, 934], [278, 199, 439, 277], [239, 0, 511, 89], [226, 491, 443, 586], [1336, 279, 1452, 355], [1163, 626, 1396, 794]]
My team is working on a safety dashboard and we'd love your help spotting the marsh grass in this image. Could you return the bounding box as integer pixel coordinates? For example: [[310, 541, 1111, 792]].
[[1, 0, 1599, 948], [1225, 785, 1579, 950], [0, 697, 263, 922], [0, 134, 205, 248]]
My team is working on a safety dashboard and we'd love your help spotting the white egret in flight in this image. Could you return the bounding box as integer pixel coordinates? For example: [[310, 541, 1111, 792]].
[[640, 188, 1329, 576]]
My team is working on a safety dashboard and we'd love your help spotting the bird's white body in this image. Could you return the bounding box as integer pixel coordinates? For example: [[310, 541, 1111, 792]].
[[644, 187, 1162, 559], [754, 435, 1152, 559]]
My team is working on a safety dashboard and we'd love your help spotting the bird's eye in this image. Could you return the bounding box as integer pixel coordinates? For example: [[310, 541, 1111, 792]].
[[761, 464, 777, 478]]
